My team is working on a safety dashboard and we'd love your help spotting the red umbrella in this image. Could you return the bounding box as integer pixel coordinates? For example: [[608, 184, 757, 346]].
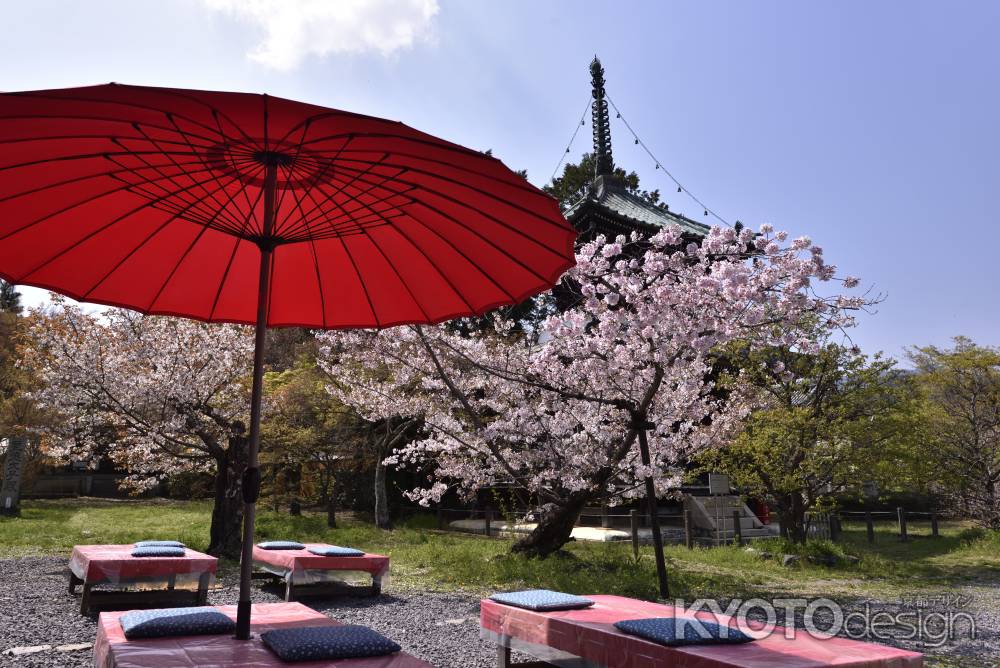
[[0, 84, 576, 638]]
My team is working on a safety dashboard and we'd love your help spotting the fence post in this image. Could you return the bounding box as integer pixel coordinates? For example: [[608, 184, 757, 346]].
[[897, 507, 908, 542], [865, 511, 875, 544], [684, 508, 694, 549], [732, 509, 742, 546], [630, 509, 639, 559], [829, 513, 840, 542], [436, 507, 444, 530], [485, 510, 493, 537], [931, 510, 939, 538]]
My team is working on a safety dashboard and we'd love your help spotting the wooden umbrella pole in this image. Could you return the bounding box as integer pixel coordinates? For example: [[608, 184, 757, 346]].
[[235, 162, 277, 640]]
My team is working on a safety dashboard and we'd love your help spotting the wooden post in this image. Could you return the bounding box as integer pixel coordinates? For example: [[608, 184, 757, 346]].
[[630, 509, 639, 559], [684, 509, 694, 549], [732, 509, 742, 546], [897, 507, 908, 542], [865, 511, 875, 544], [484, 510, 493, 537], [931, 510, 939, 537], [601, 504, 610, 528], [829, 514, 840, 542]]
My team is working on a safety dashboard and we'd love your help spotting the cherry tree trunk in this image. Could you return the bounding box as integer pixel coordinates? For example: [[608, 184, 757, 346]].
[[374, 458, 391, 529], [0, 435, 28, 517], [207, 439, 248, 559], [511, 493, 592, 558], [779, 494, 807, 544]]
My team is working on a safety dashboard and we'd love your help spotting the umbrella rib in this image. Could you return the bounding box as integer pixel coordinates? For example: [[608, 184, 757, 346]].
[[87, 161, 267, 302], [0, 159, 242, 244], [286, 156, 391, 242], [0, 149, 209, 175], [329, 182, 479, 315], [0, 156, 219, 205], [273, 135, 354, 242], [208, 109, 263, 238], [319, 168, 559, 283], [144, 205, 232, 314], [270, 119, 313, 234], [0, 112, 222, 147], [337, 235, 381, 328], [207, 177, 269, 321], [19, 166, 255, 286], [331, 156, 569, 236], [157, 116, 254, 231], [394, 214, 516, 303], [104, 159, 250, 237], [109, 134, 247, 235], [288, 127, 542, 195], [298, 179, 432, 322], [278, 165, 412, 242], [279, 168, 328, 328], [293, 133, 549, 198]]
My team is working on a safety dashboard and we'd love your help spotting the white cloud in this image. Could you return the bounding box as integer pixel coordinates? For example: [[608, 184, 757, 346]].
[[202, 0, 439, 70]]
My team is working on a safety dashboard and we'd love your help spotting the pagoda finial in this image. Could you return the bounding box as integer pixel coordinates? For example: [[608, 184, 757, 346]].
[[590, 56, 614, 177]]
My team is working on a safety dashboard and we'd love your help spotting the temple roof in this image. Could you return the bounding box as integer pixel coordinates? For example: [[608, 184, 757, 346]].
[[564, 175, 710, 238], [569, 57, 709, 241]]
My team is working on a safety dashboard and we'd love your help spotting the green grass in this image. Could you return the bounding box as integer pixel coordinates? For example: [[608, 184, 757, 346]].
[[2, 499, 998, 603]]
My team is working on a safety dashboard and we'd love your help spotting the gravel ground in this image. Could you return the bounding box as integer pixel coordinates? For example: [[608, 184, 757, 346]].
[[1, 556, 997, 667]]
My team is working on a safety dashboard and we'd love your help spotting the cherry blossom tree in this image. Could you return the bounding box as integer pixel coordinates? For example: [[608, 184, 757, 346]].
[[318, 224, 868, 557], [29, 300, 254, 558]]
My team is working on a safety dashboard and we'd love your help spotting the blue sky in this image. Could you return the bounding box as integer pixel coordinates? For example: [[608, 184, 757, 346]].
[[3, 0, 997, 363]]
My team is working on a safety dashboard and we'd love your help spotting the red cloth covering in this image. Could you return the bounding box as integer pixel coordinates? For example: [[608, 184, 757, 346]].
[[481, 594, 923, 668], [69, 544, 217, 584], [253, 544, 390, 581], [94, 601, 432, 667]]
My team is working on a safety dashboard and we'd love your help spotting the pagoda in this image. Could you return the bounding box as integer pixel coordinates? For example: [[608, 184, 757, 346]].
[[564, 58, 709, 243]]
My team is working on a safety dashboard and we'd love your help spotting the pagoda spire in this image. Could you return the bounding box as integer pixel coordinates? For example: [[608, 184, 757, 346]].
[[590, 56, 614, 177]]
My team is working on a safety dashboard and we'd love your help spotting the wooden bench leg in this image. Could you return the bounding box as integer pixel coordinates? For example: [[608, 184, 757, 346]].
[[80, 583, 93, 616], [167, 574, 176, 591], [68, 572, 82, 595], [371, 575, 382, 596], [497, 644, 511, 668], [284, 579, 294, 602], [196, 572, 210, 605]]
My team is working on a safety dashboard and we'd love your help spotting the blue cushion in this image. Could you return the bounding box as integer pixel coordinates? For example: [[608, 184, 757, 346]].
[[308, 545, 365, 557], [257, 541, 306, 550], [614, 617, 754, 646], [120, 607, 235, 639], [135, 540, 185, 548], [489, 589, 594, 611], [131, 546, 185, 557], [260, 625, 401, 661]]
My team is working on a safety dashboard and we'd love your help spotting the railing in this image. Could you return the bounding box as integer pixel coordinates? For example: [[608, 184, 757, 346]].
[[839, 508, 941, 543]]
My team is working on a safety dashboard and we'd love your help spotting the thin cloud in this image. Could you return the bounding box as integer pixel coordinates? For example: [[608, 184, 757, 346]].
[[202, 0, 439, 70]]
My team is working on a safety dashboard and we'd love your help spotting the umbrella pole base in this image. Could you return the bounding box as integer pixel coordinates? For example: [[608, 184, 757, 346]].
[[235, 600, 253, 640]]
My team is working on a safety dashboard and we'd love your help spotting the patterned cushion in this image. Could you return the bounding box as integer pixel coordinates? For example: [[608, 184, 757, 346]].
[[134, 540, 185, 548], [131, 546, 185, 557], [307, 545, 365, 557], [489, 589, 595, 611], [260, 625, 401, 661], [120, 607, 235, 639], [257, 541, 306, 550], [614, 617, 754, 646]]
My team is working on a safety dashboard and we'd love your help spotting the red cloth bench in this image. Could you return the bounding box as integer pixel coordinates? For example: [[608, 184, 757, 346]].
[[252, 544, 390, 600], [69, 544, 217, 615], [481, 594, 923, 667], [94, 601, 432, 667]]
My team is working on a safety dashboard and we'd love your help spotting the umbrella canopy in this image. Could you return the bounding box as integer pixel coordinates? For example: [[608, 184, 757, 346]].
[[0, 83, 576, 638]]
